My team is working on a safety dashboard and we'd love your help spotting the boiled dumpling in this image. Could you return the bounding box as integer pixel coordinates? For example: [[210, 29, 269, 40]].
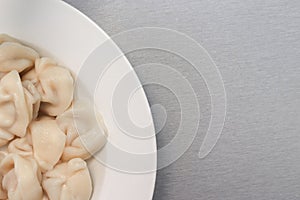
[[0, 41, 39, 73], [8, 136, 33, 158], [0, 33, 107, 199], [0, 153, 43, 200], [0, 174, 6, 200], [0, 72, 7, 80], [22, 80, 41, 120], [28, 117, 66, 172], [42, 194, 49, 200], [0, 34, 19, 44], [56, 101, 107, 161], [23, 57, 74, 116], [0, 34, 38, 74], [0, 151, 8, 199], [0, 71, 39, 146], [42, 158, 92, 200]]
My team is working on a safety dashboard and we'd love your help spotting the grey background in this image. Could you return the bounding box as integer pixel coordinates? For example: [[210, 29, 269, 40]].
[[65, 0, 300, 199]]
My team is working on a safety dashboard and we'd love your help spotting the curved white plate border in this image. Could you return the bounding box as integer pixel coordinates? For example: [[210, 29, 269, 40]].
[[0, 0, 157, 199]]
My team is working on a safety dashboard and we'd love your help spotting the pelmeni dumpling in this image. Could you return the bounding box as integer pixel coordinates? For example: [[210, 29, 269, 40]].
[[0, 71, 39, 146], [42, 158, 92, 200], [0, 33, 110, 199], [28, 117, 66, 172], [0, 153, 43, 200], [7, 118, 65, 172], [0, 174, 6, 199], [8, 136, 33, 158], [23, 57, 74, 116], [0, 41, 39, 73], [56, 101, 107, 161], [0, 72, 7, 80], [0, 151, 8, 199], [0, 34, 19, 44], [22, 80, 41, 120]]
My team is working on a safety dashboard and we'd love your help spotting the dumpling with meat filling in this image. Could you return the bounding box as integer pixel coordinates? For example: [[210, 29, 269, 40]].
[[22, 80, 41, 119], [8, 135, 33, 158], [0, 34, 19, 44], [0, 35, 39, 73], [23, 57, 74, 116], [0, 71, 40, 146], [28, 117, 66, 172], [0, 151, 8, 199], [42, 158, 92, 200], [56, 100, 107, 161], [0, 153, 43, 200]]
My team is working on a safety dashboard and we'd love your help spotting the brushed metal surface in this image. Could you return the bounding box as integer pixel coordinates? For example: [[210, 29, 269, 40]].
[[65, 0, 300, 199]]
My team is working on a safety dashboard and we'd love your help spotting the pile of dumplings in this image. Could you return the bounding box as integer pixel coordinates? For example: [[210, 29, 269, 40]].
[[0, 34, 108, 200]]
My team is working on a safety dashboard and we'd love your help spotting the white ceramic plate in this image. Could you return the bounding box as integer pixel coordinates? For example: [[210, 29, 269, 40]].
[[0, 0, 157, 199]]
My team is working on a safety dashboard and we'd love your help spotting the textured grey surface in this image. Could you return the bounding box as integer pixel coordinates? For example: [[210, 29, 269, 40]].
[[65, 0, 300, 199]]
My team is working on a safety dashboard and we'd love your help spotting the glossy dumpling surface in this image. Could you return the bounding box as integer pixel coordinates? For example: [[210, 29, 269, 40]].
[[0, 34, 19, 44], [43, 158, 92, 200], [0, 41, 39, 73], [29, 117, 66, 172], [0, 71, 35, 144], [56, 101, 107, 161], [8, 136, 33, 158], [0, 34, 109, 200], [0, 153, 43, 200], [23, 57, 74, 116], [0, 151, 7, 199]]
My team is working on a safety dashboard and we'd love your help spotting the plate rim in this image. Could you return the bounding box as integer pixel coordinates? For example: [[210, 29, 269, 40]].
[[58, 1, 157, 198]]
